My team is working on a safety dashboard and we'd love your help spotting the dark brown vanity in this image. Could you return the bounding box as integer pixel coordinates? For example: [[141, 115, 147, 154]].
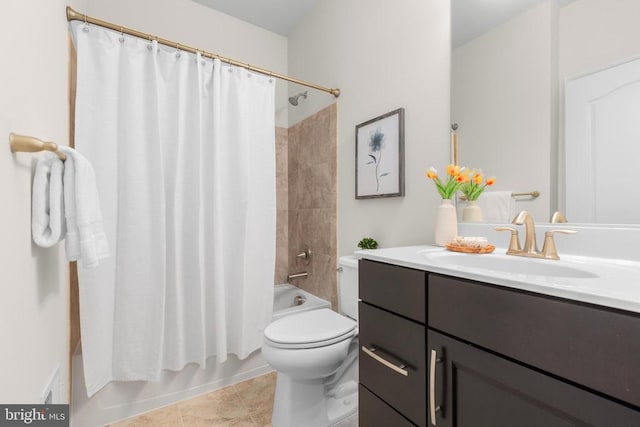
[[358, 258, 640, 426]]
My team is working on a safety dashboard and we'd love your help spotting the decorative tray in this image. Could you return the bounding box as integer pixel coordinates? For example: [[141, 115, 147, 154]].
[[446, 244, 495, 254]]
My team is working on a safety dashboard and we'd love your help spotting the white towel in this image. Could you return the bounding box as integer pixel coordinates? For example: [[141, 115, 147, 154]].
[[32, 153, 66, 247], [477, 191, 516, 223], [59, 146, 109, 267]]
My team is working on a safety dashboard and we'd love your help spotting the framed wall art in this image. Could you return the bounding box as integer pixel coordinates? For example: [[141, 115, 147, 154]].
[[355, 108, 405, 199]]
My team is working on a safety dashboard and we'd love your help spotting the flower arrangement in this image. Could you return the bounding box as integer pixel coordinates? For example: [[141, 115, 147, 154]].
[[459, 169, 496, 201], [425, 165, 496, 201], [425, 164, 465, 199]]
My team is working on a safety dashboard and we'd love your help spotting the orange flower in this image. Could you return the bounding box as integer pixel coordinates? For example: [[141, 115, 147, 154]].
[[460, 169, 496, 201], [426, 167, 438, 180], [446, 164, 460, 177]]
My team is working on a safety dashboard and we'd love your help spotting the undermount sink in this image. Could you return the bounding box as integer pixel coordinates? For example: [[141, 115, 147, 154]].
[[419, 250, 599, 279]]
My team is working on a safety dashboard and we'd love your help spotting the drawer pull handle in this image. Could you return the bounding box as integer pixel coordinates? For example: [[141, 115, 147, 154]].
[[361, 346, 409, 377], [430, 349, 442, 426]]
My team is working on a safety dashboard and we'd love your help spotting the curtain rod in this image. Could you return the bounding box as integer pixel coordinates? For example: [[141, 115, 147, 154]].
[[66, 6, 340, 98]]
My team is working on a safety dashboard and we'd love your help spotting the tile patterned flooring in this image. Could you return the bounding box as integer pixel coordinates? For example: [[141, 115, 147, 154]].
[[110, 372, 358, 427]]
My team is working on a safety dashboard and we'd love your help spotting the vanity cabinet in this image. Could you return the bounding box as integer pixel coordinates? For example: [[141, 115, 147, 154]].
[[358, 258, 640, 427], [358, 260, 427, 427]]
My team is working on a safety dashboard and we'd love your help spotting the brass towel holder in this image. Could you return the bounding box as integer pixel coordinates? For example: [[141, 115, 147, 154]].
[[8, 133, 67, 161]]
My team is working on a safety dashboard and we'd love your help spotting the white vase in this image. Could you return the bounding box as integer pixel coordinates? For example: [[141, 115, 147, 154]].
[[434, 199, 458, 246], [462, 200, 483, 222]]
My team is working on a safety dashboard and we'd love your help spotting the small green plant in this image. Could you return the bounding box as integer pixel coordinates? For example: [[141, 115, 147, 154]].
[[357, 237, 379, 250]]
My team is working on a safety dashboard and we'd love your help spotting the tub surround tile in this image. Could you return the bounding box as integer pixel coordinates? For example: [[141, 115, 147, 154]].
[[275, 208, 289, 284], [302, 252, 337, 309], [287, 104, 337, 311], [275, 127, 288, 286], [298, 162, 334, 210]]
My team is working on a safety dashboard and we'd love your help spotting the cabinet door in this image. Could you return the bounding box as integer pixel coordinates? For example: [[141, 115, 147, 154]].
[[427, 330, 640, 427], [360, 302, 426, 426]]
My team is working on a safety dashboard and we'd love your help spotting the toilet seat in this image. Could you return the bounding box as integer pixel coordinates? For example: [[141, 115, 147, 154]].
[[264, 308, 357, 350]]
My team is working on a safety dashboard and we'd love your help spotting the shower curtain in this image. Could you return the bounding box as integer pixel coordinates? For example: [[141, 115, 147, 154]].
[[71, 22, 276, 396]]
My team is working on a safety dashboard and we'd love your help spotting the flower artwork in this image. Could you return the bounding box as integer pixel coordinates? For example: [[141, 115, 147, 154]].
[[460, 169, 496, 201], [366, 128, 388, 192], [355, 108, 405, 199]]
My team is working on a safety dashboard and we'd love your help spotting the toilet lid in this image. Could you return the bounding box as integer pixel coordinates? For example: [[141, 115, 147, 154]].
[[264, 308, 357, 349]]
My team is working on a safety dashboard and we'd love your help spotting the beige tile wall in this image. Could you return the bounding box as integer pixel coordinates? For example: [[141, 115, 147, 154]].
[[274, 127, 289, 285], [287, 104, 338, 308]]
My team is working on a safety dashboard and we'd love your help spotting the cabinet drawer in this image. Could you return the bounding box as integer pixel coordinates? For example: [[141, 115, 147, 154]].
[[428, 273, 640, 408], [359, 302, 426, 427], [359, 384, 415, 427], [359, 259, 426, 323]]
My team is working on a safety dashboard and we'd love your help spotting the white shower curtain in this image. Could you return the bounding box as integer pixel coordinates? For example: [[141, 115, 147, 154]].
[[71, 22, 276, 396]]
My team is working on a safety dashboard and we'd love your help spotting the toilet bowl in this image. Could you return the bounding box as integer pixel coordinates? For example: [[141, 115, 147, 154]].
[[262, 256, 359, 427]]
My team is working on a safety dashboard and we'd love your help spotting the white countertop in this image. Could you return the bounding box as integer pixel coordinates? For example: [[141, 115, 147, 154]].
[[355, 245, 640, 314]]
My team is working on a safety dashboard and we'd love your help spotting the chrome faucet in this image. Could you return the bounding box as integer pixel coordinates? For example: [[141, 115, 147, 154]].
[[496, 210, 577, 260]]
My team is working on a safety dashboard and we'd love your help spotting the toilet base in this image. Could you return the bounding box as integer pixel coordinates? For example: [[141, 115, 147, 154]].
[[271, 374, 358, 427]]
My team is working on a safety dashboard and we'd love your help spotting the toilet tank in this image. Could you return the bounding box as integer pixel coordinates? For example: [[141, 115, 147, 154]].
[[337, 255, 359, 320]]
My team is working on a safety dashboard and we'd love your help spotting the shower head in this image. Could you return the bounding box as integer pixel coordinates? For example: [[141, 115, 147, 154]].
[[288, 91, 308, 106]]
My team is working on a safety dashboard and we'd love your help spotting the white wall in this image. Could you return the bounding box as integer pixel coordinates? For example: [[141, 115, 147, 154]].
[[288, 0, 451, 254], [452, 0, 557, 222], [559, 0, 640, 80], [84, 0, 289, 127], [0, 0, 89, 403]]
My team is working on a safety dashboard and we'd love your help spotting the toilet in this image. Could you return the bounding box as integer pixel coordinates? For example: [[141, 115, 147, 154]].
[[262, 255, 359, 427]]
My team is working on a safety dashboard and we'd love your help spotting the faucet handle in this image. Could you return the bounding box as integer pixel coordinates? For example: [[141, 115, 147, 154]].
[[550, 211, 568, 223], [495, 226, 522, 254], [541, 229, 577, 260]]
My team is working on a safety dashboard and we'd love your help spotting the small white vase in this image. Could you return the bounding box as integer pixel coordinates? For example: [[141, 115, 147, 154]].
[[462, 200, 483, 222], [434, 199, 458, 246]]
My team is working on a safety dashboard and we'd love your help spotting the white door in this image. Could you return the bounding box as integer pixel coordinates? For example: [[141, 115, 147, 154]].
[[565, 57, 640, 224]]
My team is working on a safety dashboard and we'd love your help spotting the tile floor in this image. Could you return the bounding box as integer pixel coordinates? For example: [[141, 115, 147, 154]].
[[110, 372, 358, 427]]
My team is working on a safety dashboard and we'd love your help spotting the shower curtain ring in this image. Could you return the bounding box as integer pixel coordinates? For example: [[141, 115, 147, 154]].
[[82, 14, 90, 32]]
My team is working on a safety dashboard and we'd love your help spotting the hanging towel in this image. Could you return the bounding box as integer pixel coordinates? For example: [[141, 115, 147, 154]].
[[32, 152, 66, 247], [58, 146, 109, 267], [477, 191, 516, 223]]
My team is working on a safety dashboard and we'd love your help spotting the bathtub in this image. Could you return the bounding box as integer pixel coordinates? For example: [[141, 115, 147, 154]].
[[273, 283, 331, 321], [71, 283, 330, 426]]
